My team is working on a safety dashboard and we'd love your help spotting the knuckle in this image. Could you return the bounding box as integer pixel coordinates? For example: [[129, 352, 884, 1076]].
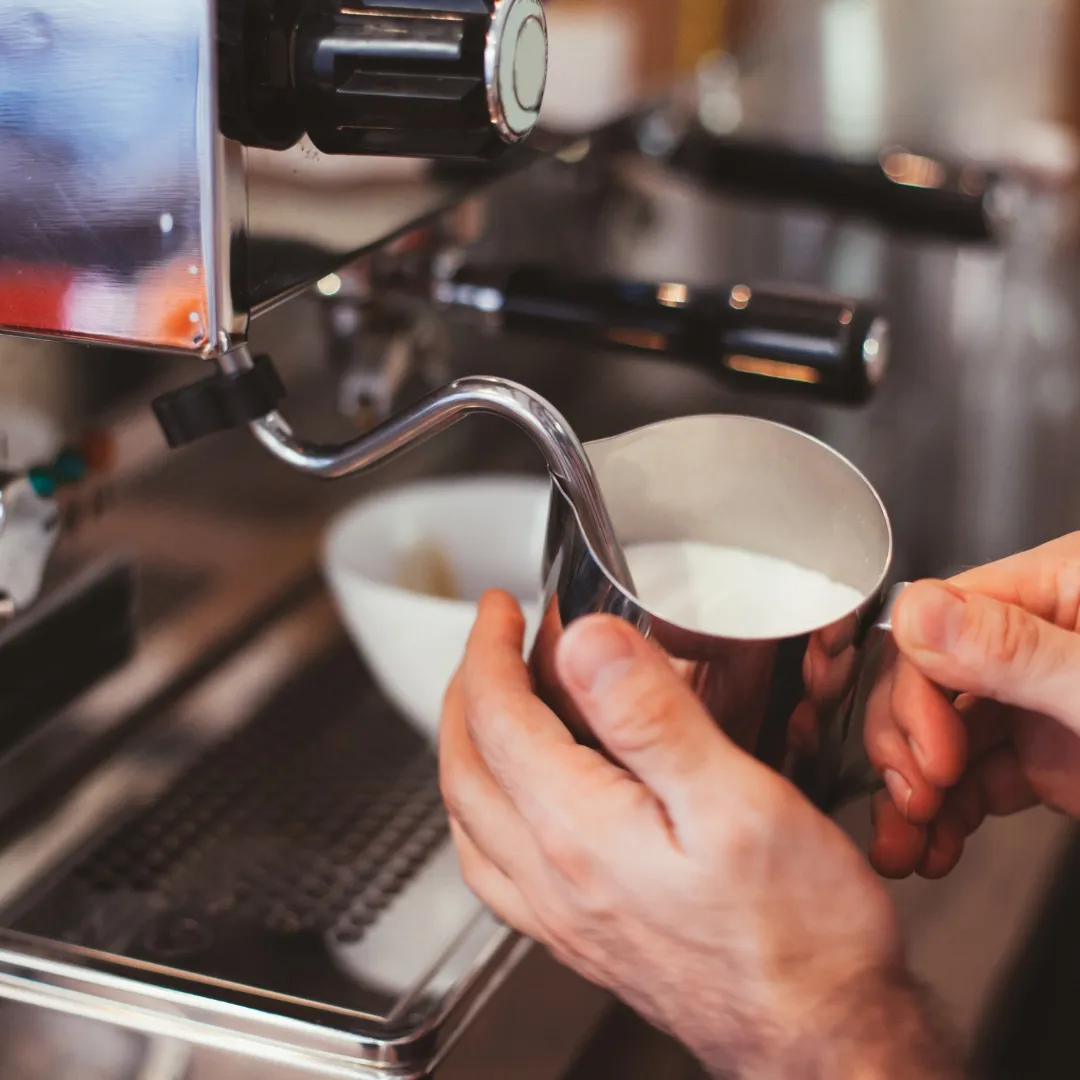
[[1052, 556, 1080, 631], [534, 813, 596, 888], [439, 766, 478, 823], [607, 773, 659, 821], [712, 809, 770, 869], [714, 825, 764, 877], [606, 680, 682, 754], [862, 676, 898, 765], [480, 589, 525, 632], [979, 602, 1040, 674], [467, 686, 530, 746], [532, 898, 610, 979], [709, 790, 796, 871], [464, 690, 502, 741], [456, 846, 485, 896]]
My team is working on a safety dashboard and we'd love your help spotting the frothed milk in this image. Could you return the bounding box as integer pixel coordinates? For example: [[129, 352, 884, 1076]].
[[625, 541, 865, 639]]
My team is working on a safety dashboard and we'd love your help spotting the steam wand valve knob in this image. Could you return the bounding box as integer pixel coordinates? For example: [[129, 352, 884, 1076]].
[[292, 0, 549, 160], [152, 355, 287, 450]]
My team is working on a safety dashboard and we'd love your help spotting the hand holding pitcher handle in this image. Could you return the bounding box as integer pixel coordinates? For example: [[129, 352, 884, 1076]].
[[825, 581, 959, 809], [863, 536, 1080, 880], [441, 593, 966, 1080], [439, 533, 1080, 1078]]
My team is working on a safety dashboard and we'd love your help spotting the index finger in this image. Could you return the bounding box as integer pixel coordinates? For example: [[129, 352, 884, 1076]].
[[950, 533, 1080, 626], [462, 591, 632, 826]]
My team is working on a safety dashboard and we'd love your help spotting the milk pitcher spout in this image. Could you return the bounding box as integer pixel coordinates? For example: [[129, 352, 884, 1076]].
[[530, 414, 899, 815]]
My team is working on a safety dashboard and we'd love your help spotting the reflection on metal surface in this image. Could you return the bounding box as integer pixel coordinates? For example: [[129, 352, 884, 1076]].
[[0, 0, 552, 358], [0, 1000, 191, 1080], [723, 354, 822, 384], [729, 284, 752, 310], [0, 0, 218, 352], [316, 275, 343, 299], [604, 327, 668, 351], [0, 477, 60, 613], [486, 0, 549, 143], [656, 282, 689, 308], [881, 149, 947, 190], [863, 316, 890, 387]]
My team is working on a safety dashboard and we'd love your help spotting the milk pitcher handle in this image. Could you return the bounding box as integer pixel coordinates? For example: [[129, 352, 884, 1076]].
[[871, 581, 912, 637]]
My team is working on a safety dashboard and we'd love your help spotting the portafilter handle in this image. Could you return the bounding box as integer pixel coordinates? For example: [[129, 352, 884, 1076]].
[[658, 131, 1000, 244], [436, 265, 889, 405]]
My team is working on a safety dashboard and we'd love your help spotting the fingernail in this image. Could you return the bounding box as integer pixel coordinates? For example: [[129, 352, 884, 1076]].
[[904, 583, 967, 655], [884, 770, 913, 821], [561, 619, 637, 696], [908, 735, 927, 771]]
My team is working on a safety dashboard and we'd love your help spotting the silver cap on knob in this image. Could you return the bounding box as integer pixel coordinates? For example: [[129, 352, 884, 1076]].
[[486, 0, 548, 143]]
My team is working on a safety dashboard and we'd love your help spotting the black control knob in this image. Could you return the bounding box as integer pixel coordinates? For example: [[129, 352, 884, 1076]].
[[219, 0, 306, 150], [152, 355, 287, 449], [292, 0, 548, 159]]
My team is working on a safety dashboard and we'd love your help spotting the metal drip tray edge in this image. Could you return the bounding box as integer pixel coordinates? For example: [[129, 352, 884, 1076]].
[[0, 923, 526, 1079]]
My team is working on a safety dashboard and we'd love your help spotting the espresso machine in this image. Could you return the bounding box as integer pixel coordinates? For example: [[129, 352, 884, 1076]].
[[0, 0, 1016, 1075]]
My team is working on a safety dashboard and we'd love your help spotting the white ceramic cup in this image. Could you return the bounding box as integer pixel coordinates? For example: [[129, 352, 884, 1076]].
[[322, 475, 550, 742]]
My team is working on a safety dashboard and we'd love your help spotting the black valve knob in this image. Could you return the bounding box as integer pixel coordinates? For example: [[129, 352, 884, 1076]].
[[293, 0, 548, 159], [152, 355, 287, 449], [219, 0, 547, 158], [218, 0, 307, 150]]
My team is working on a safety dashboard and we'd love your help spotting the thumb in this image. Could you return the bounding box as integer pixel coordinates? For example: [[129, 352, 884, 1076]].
[[893, 580, 1080, 732], [554, 615, 732, 817]]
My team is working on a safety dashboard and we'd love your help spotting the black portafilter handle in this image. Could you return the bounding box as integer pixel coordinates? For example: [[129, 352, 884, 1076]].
[[436, 265, 889, 404], [663, 132, 998, 243]]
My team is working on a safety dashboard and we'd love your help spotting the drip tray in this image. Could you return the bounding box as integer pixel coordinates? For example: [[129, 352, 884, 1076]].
[[0, 596, 510, 1075], [12, 645, 448, 1014]]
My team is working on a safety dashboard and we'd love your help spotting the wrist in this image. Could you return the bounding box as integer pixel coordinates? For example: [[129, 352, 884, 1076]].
[[685, 961, 964, 1080], [778, 964, 965, 1080]]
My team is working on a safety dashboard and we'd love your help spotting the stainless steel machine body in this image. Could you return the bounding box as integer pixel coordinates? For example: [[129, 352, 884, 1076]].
[[0, 0, 548, 357]]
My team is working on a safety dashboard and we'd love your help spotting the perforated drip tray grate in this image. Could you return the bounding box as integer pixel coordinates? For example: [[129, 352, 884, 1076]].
[[9, 644, 451, 1017]]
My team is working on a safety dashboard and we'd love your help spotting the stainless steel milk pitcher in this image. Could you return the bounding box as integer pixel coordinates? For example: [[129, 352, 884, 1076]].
[[238, 364, 896, 811], [529, 413, 898, 813]]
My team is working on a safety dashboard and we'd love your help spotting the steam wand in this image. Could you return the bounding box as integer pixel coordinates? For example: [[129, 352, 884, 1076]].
[[236, 349, 635, 592]]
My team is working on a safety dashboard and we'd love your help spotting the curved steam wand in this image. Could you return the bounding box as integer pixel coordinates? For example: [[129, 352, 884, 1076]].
[[248, 366, 636, 591]]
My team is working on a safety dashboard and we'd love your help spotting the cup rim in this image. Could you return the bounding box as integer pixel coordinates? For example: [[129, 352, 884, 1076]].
[[553, 413, 895, 644]]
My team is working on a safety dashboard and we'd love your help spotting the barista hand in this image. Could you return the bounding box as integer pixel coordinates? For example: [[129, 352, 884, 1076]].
[[440, 591, 963, 1079], [867, 533, 1080, 880]]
